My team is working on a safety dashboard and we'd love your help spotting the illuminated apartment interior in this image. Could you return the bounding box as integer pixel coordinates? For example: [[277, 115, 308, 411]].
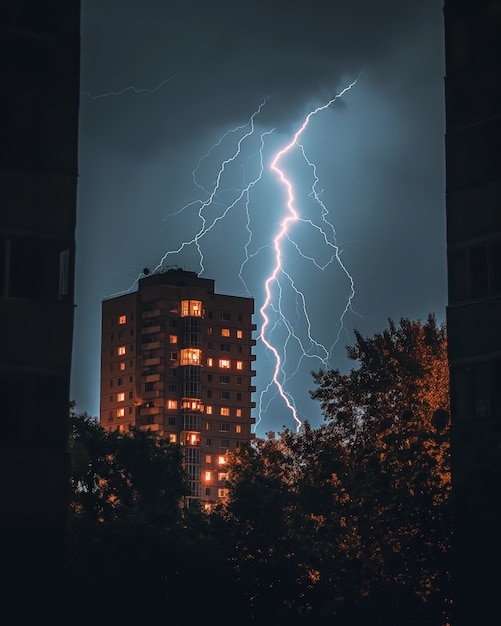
[[100, 268, 256, 506]]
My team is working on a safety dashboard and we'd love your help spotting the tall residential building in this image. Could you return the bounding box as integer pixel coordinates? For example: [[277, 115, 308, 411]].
[[100, 268, 256, 506], [0, 1, 80, 621], [444, 1, 501, 623]]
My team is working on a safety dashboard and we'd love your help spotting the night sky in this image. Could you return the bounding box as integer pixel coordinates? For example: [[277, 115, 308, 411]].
[[73, 0, 446, 435]]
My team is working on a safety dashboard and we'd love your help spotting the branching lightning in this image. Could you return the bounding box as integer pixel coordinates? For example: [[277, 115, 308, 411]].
[[82, 75, 177, 99], [98, 77, 359, 433], [262, 78, 359, 431]]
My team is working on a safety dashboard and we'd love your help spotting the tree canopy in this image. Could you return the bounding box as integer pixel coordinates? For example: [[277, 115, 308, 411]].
[[62, 316, 451, 626]]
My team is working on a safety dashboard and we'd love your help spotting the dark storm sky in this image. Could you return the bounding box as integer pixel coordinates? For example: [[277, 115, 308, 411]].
[[74, 0, 446, 434]]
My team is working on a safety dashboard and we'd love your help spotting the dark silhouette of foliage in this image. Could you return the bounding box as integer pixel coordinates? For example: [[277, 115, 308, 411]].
[[215, 315, 451, 625], [62, 316, 451, 625]]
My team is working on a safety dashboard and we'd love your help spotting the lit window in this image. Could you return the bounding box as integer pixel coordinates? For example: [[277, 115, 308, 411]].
[[236, 424, 242, 433], [119, 315, 127, 325], [206, 406, 213, 415], [236, 361, 243, 370], [219, 359, 231, 369], [180, 348, 202, 365], [236, 408, 242, 417], [205, 422, 212, 431], [117, 393, 125, 402], [218, 488, 229, 498], [218, 455, 226, 465], [189, 433, 198, 445], [170, 335, 178, 344], [119, 362, 126, 371], [116, 408, 125, 417], [167, 400, 178, 410], [205, 471, 211, 481], [220, 407, 230, 417], [181, 300, 202, 317], [237, 330, 243, 339], [169, 434, 177, 443], [207, 357, 213, 367], [207, 327, 213, 335], [205, 454, 212, 463], [118, 345, 126, 356], [221, 328, 230, 337]]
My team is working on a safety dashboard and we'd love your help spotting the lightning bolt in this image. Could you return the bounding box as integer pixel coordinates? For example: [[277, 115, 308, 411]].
[[259, 78, 358, 431], [81, 75, 177, 99], [100, 78, 359, 433]]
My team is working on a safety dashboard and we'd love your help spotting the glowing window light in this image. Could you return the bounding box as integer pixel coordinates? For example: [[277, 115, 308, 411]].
[[119, 315, 127, 325], [219, 358, 230, 369], [167, 399, 178, 410], [180, 348, 202, 366], [118, 345, 126, 356], [221, 328, 230, 337], [181, 300, 202, 317]]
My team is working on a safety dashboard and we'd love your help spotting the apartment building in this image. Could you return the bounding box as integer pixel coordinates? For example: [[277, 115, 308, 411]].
[[100, 268, 256, 506]]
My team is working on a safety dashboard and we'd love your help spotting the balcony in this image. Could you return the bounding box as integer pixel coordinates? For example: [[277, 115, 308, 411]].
[[141, 340, 161, 350], [249, 385, 256, 393], [138, 422, 161, 432], [139, 405, 164, 416], [250, 369, 256, 377], [143, 390, 163, 400], [141, 325, 162, 335], [142, 309, 163, 320], [143, 373, 161, 383], [142, 356, 162, 367], [250, 354, 257, 361]]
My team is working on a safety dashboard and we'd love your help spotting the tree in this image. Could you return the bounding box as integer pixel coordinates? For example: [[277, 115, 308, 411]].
[[310, 315, 451, 624], [67, 407, 188, 525]]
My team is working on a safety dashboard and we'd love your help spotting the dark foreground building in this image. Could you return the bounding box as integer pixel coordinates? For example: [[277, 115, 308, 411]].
[[444, 1, 501, 623], [0, 1, 80, 622], [100, 269, 257, 508]]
